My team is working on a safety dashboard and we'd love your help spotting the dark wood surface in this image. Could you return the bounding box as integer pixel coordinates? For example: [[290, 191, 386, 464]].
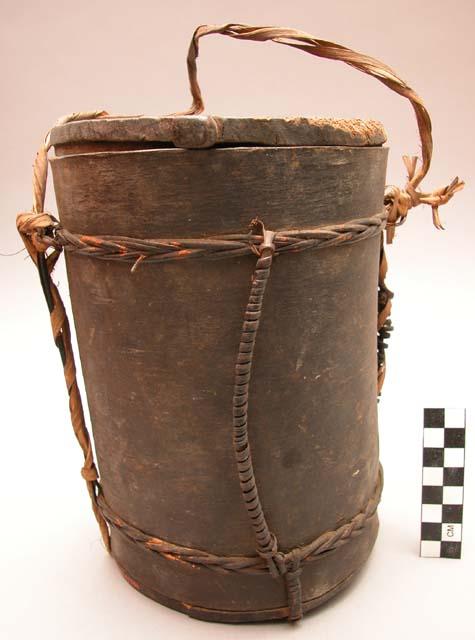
[[49, 115, 386, 149], [50, 139, 388, 621]]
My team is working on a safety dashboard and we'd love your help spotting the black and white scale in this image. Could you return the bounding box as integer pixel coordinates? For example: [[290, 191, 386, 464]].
[[420, 408, 466, 558]]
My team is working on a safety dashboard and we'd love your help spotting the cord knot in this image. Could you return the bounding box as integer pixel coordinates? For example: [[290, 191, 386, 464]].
[[249, 217, 276, 256], [257, 533, 286, 578], [16, 211, 60, 256], [81, 464, 99, 482], [257, 536, 304, 621], [284, 549, 303, 622], [384, 156, 464, 243]]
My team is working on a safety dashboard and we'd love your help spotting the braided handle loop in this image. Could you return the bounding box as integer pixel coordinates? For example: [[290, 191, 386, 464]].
[[183, 24, 431, 178], [180, 23, 464, 241]]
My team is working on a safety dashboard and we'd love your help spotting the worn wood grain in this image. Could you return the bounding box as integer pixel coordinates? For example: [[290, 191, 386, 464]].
[[49, 115, 386, 150], [50, 136, 388, 621]]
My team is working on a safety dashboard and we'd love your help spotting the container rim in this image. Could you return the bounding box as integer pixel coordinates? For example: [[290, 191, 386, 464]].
[[49, 115, 387, 150]]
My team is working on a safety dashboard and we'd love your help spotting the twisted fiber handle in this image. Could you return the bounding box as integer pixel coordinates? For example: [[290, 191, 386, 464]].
[[16, 216, 110, 551], [95, 463, 383, 574], [181, 23, 463, 240], [15, 112, 112, 551]]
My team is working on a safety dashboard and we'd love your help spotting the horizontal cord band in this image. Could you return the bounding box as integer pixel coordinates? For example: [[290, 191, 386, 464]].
[[17, 210, 387, 269], [97, 464, 383, 575]]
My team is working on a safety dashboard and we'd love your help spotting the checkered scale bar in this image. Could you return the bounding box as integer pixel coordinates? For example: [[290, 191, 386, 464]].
[[420, 408, 466, 558]]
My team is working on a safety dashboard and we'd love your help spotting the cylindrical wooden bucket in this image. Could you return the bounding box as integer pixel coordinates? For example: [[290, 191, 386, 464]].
[[17, 24, 463, 624], [49, 115, 387, 621]]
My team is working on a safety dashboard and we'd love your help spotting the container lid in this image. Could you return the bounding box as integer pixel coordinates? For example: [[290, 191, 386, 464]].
[[49, 115, 386, 150]]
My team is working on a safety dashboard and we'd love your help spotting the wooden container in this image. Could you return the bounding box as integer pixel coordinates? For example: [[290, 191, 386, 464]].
[[48, 114, 387, 621], [18, 23, 461, 626]]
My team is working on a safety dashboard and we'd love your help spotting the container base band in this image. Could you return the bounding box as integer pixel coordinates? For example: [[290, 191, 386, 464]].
[[96, 463, 383, 621]]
